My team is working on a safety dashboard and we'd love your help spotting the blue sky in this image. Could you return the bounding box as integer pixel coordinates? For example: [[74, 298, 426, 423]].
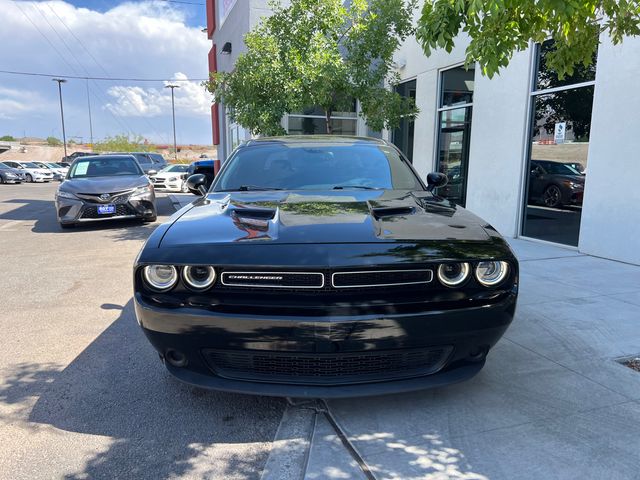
[[0, 0, 213, 145]]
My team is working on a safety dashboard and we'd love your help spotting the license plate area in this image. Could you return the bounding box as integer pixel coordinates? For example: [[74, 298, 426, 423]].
[[97, 204, 116, 215]]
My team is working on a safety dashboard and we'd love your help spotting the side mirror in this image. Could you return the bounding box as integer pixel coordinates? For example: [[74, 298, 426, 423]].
[[186, 174, 208, 196], [426, 172, 448, 192], [147, 169, 157, 176]]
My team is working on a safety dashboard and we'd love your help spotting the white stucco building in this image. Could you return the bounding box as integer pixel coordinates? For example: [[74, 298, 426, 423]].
[[205, 0, 640, 265]]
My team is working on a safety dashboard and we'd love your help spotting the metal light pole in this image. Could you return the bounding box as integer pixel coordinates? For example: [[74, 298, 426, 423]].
[[165, 84, 180, 161], [86, 79, 94, 146], [53, 78, 68, 159]]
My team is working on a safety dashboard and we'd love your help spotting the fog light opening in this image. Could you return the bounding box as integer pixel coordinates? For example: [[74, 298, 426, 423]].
[[468, 347, 488, 362], [165, 349, 188, 367]]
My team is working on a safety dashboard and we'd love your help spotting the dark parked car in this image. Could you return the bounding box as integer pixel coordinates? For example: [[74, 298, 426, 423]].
[[55, 154, 156, 229], [0, 162, 24, 183], [128, 152, 168, 174], [187, 159, 216, 191], [528, 160, 585, 208], [134, 136, 518, 397], [62, 151, 93, 163]]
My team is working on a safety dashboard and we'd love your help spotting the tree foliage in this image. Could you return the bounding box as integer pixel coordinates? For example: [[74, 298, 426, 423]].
[[206, 0, 418, 136], [0, 135, 16, 141], [416, 0, 640, 78], [93, 134, 155, 153], [46, 136, 62, 146]]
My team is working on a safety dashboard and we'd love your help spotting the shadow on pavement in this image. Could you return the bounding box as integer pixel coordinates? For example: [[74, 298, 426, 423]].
[[0, 300, 285, 479], [0, 196, 176, 241]]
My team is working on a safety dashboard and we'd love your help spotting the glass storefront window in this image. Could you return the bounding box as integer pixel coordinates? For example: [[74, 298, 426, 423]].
[[287, 116, 357, 136], [535, 40, 597, 91], [437, 107, 472, 206], [392, 80, 416, 163], [436, 65, 475, 206], [441, 66, 475, 107], [523, 41, 596, 246]]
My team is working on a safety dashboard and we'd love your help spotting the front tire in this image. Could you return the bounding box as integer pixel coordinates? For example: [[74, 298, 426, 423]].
[[543, 185, 562, 208], [26, 174, 33, 183], [181, 181, 189, 193]]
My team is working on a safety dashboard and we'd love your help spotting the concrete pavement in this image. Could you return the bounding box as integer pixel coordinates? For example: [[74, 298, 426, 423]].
[[1, 183, 639, 479]]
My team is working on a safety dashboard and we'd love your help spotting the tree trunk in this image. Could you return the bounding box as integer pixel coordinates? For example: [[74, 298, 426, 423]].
[[325, 110, 333, 134]]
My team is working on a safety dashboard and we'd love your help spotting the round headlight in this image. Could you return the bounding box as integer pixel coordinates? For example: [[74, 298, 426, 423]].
[[475, 261, 510, 287], [143, 265, 178, 291], [437, 262, 470, 287], [183, 265, 216, 290]]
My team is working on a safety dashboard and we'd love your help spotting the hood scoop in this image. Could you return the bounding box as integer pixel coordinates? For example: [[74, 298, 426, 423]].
[[230, 206, 277, 220], [370, 206, 416, 219]]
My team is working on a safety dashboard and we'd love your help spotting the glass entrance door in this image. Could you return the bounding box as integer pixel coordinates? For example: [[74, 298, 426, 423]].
[[392, 80, 416, 163]]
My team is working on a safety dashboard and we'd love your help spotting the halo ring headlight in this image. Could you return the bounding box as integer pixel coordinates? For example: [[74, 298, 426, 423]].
[[475, 261, 510, 287], [437, 262, 470, 287], [183, 265, 216, 290], [143, 265, 178, 292]]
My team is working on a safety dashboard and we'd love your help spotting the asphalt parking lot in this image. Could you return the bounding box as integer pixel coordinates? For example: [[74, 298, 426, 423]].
[[1, 183, 640, 479]]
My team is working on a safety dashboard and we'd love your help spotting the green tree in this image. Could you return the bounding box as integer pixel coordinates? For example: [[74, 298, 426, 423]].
[[93, 134, 155, 153], [206, 0, 418, 136], [46, 136, 62, 146], [416, 0, 640, 79], [0, 135, 16, 141]]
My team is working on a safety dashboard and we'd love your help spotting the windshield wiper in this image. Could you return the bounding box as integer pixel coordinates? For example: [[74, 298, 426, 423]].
[[332, 185, 379, 190], [236, 185, 283, 191]]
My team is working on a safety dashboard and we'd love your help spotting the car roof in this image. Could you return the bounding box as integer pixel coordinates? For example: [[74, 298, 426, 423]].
[[243, 135, 388, 148]]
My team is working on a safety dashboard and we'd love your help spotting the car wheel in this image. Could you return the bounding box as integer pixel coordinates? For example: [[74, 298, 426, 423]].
[[0, 176, 5, 184], [543, 185, 562, 208], [26, 174, 33, 183], [181, 181, 189, 193]]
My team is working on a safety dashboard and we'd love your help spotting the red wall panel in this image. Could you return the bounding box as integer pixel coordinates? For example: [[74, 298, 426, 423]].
[[212, 103, 220, 146], [206, 0, 216, 38]]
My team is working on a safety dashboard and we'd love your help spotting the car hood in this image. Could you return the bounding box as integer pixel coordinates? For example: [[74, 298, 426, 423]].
[[154, 172, 182, 179], [160, 190, 492, 247], [60, 175, 148, 193]]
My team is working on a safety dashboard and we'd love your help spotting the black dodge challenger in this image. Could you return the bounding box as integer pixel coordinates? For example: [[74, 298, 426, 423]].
[[134, 136, 518, 397]]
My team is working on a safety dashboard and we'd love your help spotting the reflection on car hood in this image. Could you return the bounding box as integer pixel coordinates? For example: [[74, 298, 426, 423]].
[[161, 190, 492, 246], [60, 175, 148, 193]]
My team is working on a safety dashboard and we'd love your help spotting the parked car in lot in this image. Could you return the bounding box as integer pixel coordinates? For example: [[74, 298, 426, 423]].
[[120, 152, 168, 174], [186, 159, 216, 192], [33, 162, 68, 181], [528, 159, 585, 208], [62, 151, 92, 164], [134, 136, 518, 398], [0, 162, 25, 183], [2, 161, 54, 182], [149, 164, 190, 192], [55, 154, 156, 229]]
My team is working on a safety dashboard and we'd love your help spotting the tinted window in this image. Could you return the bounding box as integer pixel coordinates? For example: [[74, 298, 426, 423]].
[[132, 154, 152, 164], [215, 144, 422, 191], [69, 156, 143, 178], [148, 154, 166, 164]]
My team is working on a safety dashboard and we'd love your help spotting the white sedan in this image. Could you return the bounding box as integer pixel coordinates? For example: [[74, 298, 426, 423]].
[[149, 164, 190, 192]]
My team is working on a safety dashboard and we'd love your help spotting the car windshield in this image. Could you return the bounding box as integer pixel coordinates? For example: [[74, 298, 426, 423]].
[[22, 162, 40, 168], [0, 162, 10, 169], [539, 162, 582, 175], [160, 164, 187, 173], [214, 144, 423, 191], [132, 154, 152, 164], [47, 163, 60, 168], [68, 156, 143, 178], [148, 154, 165, 163]]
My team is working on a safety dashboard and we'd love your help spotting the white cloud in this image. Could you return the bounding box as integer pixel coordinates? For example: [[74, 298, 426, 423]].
[[105, 73, 212, 117], [0, 0, 212, 143]]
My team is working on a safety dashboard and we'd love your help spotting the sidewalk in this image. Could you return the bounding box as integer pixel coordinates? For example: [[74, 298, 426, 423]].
[[262, 238, 640, 480]]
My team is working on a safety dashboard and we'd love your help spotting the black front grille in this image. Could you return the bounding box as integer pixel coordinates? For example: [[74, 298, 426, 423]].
[[220, 271, 324, 289], [203, 347, 453, 385], [80, 204, 136, 219], [332, 269, 433, 288]]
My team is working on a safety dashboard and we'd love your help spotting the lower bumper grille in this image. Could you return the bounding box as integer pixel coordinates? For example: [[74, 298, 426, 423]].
[[202, 347, 453, 385], [80, 204, 136, 219]]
